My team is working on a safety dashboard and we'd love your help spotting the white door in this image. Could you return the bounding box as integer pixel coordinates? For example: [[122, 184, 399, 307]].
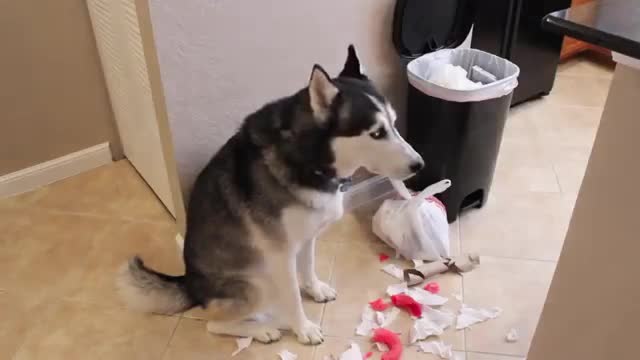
[[86, 0, 180, 217]]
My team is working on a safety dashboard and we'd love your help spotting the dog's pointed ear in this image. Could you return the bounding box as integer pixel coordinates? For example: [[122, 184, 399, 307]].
[[339, 44, 367, 79], [308, 64, 338, 122]]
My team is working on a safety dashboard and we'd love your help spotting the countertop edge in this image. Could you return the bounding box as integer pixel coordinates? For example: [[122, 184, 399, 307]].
[[542, 14, 640, 60]]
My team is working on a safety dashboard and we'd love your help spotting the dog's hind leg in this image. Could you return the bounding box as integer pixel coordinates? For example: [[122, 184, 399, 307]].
[[201, 282, 282, 343], [206, 319, 282, 343]]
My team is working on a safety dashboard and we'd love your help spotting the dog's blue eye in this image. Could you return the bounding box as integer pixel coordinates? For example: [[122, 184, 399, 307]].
[[370, 127, 387, 140]]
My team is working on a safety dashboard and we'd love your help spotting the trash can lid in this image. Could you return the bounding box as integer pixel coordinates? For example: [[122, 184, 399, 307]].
[[392, 0, 474, 59]]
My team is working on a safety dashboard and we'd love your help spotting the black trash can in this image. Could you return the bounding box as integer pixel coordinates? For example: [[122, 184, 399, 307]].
[[403, 49, 520, 223]]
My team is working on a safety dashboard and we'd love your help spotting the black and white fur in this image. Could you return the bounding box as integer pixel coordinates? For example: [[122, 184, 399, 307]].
[[118, 45, 424, 345]]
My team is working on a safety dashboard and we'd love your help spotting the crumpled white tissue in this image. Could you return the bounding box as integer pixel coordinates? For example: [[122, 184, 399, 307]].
[[278, 349, 298, 360], [410, 306, 455, 343], [339, 343, 363, 360], [505, 328, 519, 343], [381, 263, 404, 280], [386, 282, 408, 296], [356, 305, 400, 336], [408, 287, 449, 306], [355, 305, 377, 336], [417, 340, 454, 359], [380, 307, 400, 328], [231, 337, 253, 357], [455, 305, 503, 329], [428, 64, 483, 90]]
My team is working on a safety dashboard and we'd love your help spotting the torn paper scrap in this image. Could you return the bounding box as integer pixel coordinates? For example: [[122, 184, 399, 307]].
[[338, 343, 363, 360], [355, 305, 377, 336], [357, 304, 400, 336], [375, 342, 390, 352], [372, 328, 403, 360], [410, 306, 455, 343], [391, 293, 423, 317], [380, 307, 400, 328], [370, 298, 390, 311], [423, 281, 440, 294], [505, 328, 519, 343], [407, 287, 448, 306], [386, 282, 408, 296], [417, 340, 454, 359], [412, 259, 424, 268], [452, 293, 463, 302], [231, 337, 252, 357], [381, 263, 404, 280], [456, 305, 503, 330], [278, 349, 298, 360], [376, 311, 386, 326]]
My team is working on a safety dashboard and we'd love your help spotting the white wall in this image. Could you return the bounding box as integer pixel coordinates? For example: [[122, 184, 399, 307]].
[[148, 0, 407, 194]]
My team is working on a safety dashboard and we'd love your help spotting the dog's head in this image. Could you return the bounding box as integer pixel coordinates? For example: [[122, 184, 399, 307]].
[[308, 45, 424, 180]]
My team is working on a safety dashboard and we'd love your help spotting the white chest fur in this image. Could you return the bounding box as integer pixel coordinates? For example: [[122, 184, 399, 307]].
[[281, 190, 344, 246]]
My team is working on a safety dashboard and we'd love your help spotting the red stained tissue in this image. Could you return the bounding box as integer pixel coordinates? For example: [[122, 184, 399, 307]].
[[372, 328, 403, 360], [390, 294, 422, 317], [369, 298, 390, 311], [423, 282, 440, 294]]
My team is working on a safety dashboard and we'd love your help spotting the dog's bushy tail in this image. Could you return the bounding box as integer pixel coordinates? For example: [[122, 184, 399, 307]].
[[117, 256, 195, 315]]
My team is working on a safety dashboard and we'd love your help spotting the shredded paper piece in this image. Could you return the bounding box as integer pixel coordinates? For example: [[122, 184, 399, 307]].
[[417, 340, 454, 359], [452, 293, 463, 302], [338, 343, 363, 360], [386, 282, 408, 296], [380, 307, 400, 328], [381, 263, 404, 280], [356, 305, 377, 336], [456, 305, 503, 330], [278, 349, 298, 360], [231, 337, 252, 357], [412, 259, 424, 268], [408, 287, 448, 306], [356, 305, 400, 336], [410, 306, 455, 343], [375, 342, 390, 352], [505, 328, 519, 343]]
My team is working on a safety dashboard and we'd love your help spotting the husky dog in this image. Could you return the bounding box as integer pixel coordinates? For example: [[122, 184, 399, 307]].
[[118, 45, 424, 345]]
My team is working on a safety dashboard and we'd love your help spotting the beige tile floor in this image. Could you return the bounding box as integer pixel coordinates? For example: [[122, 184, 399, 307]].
[[0, 55, 613, 360]]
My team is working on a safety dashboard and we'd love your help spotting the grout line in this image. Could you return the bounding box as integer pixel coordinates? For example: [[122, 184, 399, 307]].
[[466, 350, 526, 359], [22, 204, 175, 226], [160, 315, 182, 360], [319, 243, 339, 328], [551, 163, 564, 193], [478, 254, 558, 263], [533, 101, 605, 111], [554, 72, 613, 81]]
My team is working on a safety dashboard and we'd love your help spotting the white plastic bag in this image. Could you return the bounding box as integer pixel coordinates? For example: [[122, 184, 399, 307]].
[[407, 48, 520, 103], [372, 179, 452, 261]]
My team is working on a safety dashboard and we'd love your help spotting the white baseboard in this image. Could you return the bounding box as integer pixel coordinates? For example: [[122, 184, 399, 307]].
[[0, 143, 113, 198]]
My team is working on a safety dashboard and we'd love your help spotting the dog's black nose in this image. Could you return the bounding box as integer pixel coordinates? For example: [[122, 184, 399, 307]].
[[409, 161, 424, 173]]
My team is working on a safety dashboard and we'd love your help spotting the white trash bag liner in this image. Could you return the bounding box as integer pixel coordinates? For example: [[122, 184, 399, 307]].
[[372, 179, 451, 261], [407, 48, 520, 103]]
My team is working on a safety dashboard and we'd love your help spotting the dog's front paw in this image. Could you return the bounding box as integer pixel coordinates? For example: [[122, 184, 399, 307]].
[[294, 319, 324, 345], [303, 280, 337, 303]]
